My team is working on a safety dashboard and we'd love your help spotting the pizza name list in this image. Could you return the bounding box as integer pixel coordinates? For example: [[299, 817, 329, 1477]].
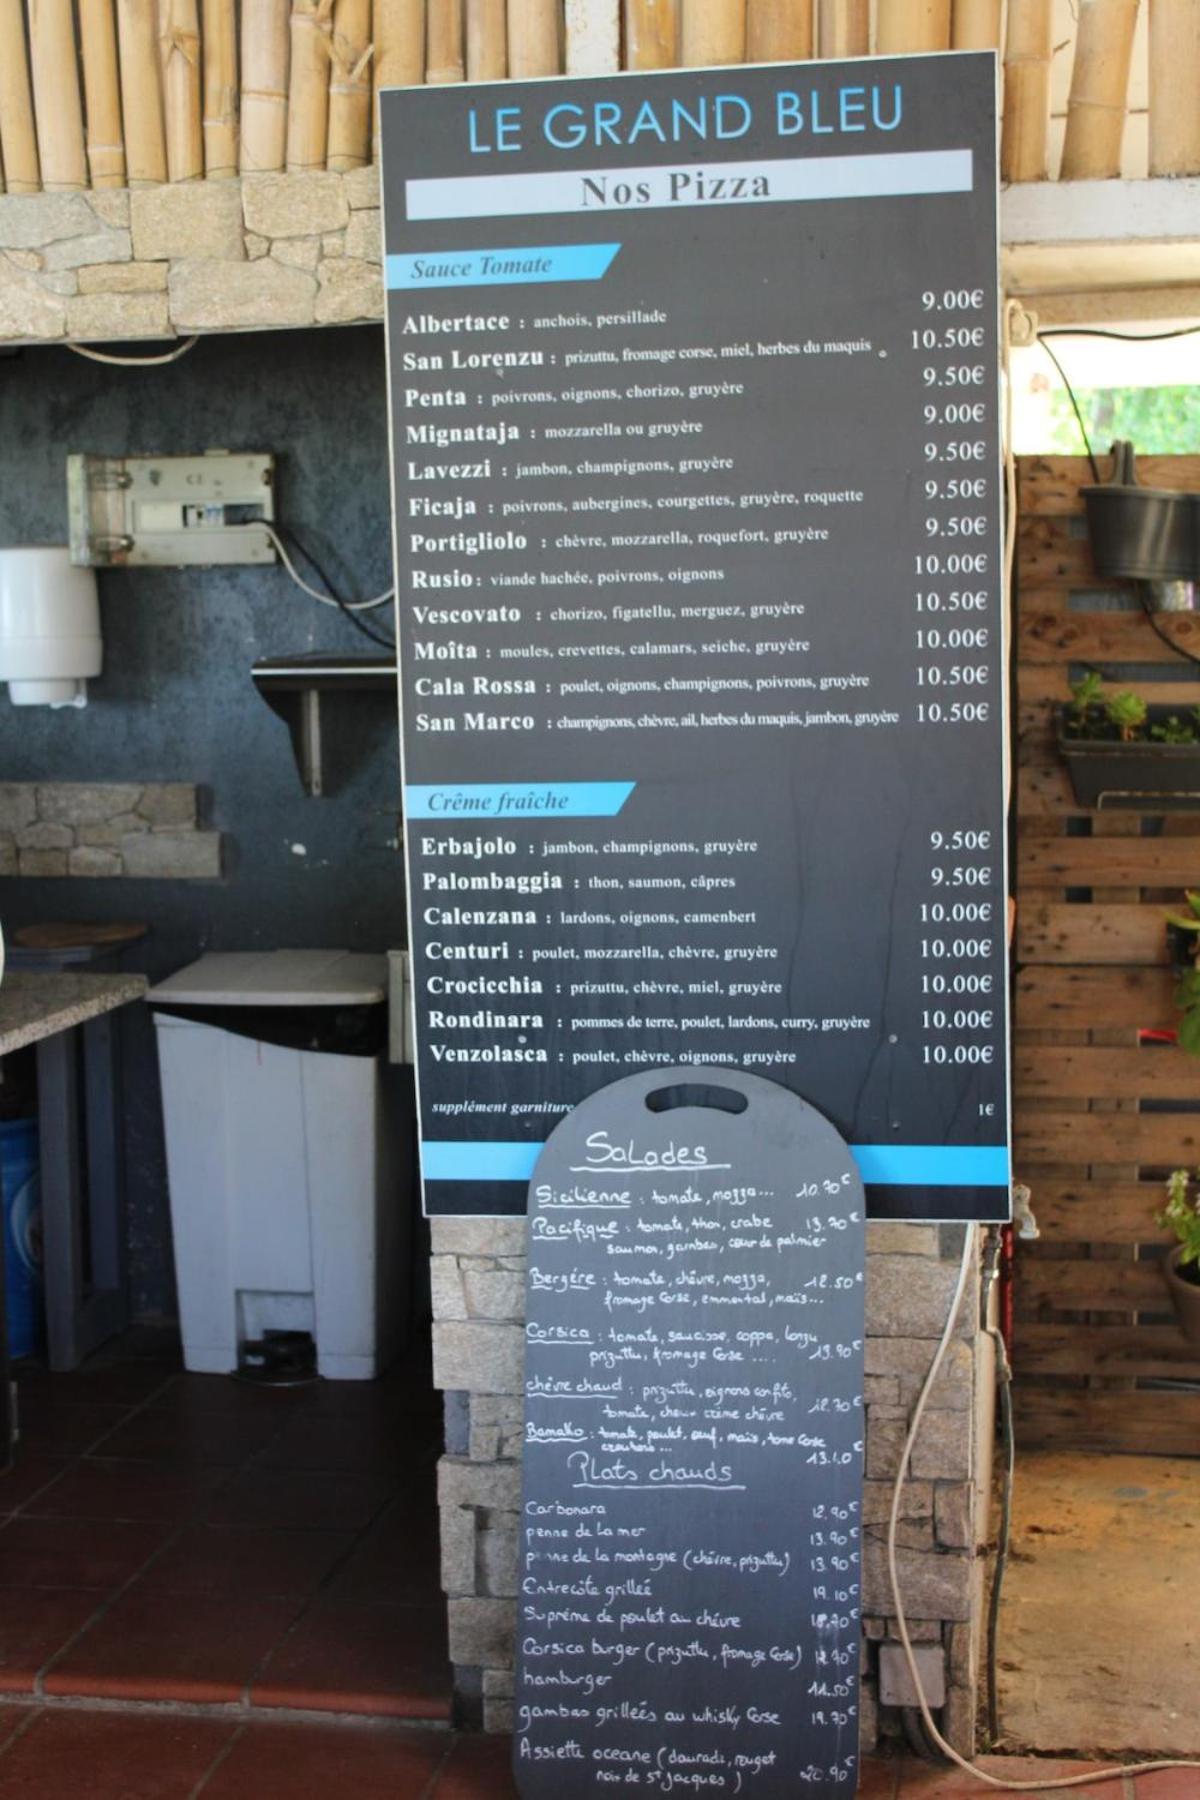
[[398, 289, 1006, 1120], [517, 1151, 862, 1791]]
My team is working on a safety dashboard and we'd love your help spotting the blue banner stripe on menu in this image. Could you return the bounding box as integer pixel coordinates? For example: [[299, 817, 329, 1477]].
[[404, 781, 635, 818], [421, 1141, 1011, 1186], [386, 243, 621, 289]]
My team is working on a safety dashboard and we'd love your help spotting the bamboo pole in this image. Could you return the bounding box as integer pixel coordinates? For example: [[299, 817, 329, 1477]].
[[0, 0, 42, 191], [1060, 0, 1139, 180], [202, 0, 238, 174], [1001, 0, 1051, 180], [876, 0, 951, 53], [426, 0, 464, 80], [508, 0, 559, 73], [240, 0, 290, 171], [80, 0, 127, 186], [747, 0, 811, 59], [287, 0, 332, 169], [327, 0, 372, 167], [376, 0, 424, 88], [118, 0, 168, 182], [158, 0, 203, 179], [468, 0, 507, 75], [1148, 0, 1200, 176], [817, 0, 867, 57], [951, 0, 1001, 46], [28, 0, 88, 189], [681, 0, 745, 63], [624, 0, 677, 65]]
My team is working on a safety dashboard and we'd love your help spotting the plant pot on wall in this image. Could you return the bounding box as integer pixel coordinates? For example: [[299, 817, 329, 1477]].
[[1056, 706, 1200, 809], [1082, 441, 1198, 583], [1162, 1247, 1200, 1345]]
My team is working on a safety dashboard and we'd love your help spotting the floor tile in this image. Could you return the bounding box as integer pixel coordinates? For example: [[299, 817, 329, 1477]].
[[44, 1590, 303, 1705], [855, 1757, 901, 1798], [21, 1458, 225, 1523], [0, 1589, 104, 1692], [0, 1516, 168, 1591], [327, 1496, 443, 1605], [254, 1412, 425, 1478], [11, 1404, 132, 1458], [90, 1408, 281, 1468], [435, 1734, 519, 1797], [134, 1524, 357, 1600], [0, 1457, 70, 1517], [0, 1709, 36, 1756], [149, 1374, 315, 1419], [204, 1468, 395, 1533], [198, 1720, 448, 1798], [18, 1363, 177, 1409], [1136, 1769, 1200, 1798], [251, 1599, 452, 1719], [896, 1755, 1118, 1796], [0, 1707, 235, 1799]]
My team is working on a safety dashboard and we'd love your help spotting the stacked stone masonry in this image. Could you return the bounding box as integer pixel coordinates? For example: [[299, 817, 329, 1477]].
[[0, 783, 220, 878], [0, 169, 382, 344], [431, 1215, 987, 1754]]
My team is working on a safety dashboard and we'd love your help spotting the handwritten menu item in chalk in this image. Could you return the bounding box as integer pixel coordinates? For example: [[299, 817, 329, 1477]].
[[514, 1068, 865, 1799], [380, 54, 1011, 1227]]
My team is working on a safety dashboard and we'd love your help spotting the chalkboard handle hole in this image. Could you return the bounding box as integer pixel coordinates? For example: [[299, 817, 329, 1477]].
[[645, 1083, 748, 1116]]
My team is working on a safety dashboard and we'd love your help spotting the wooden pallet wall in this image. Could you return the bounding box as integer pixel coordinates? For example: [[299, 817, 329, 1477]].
[[1013, 453, 1200, 1457]]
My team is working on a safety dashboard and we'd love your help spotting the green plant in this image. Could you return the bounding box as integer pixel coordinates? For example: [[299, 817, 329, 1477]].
[[1151, 714, 1199, 745], [1159, 1168, 1200, 1281], [1105, 690, 1148, 741], [1174, 964, 1200, 1055], [1068, 670, 1105, 732]]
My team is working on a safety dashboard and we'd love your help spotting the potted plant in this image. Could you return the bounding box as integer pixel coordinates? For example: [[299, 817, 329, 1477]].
[[1158, 1169, 1200, 1344], [1082, 441, 1198, 583], [1056, 673, 1200, 809], [1166, 890, 1200, 983]]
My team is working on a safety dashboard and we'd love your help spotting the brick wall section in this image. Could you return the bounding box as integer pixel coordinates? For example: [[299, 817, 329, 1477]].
[[0, 782, 219, 878], [0, 170, 381, 345], [430, 1215, 987, 1753]]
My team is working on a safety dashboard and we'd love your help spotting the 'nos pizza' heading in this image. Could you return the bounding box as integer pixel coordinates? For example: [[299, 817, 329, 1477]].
[[466, 85, 904, 155]]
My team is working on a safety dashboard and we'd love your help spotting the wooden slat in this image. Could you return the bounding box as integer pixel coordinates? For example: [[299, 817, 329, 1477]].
[[1019, 454, 1200, 517], [1013, 1386, 1200, 1455], [1019, 605, 1200, 663], [1014, 1043, 1200, 1098], [1019, 839, 1200, 887], [1017, 762, 1086, 819], [1019, 1176, 1172, 1244], [1015, 1256, 1171, 1313], [1016, 1112, 1200, 1165], [1018, 516, 1096, 586], [1017, 902, 1173, 965], [1017, 965, 1175, 1030], [1015, 1322, 1200, 1379]]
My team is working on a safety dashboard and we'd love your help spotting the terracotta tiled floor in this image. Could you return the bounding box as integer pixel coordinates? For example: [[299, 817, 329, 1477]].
[[0, 1717, 1185, 1798], [2, 1346, 1193, 1795], [0, 1340, 450, 1721]]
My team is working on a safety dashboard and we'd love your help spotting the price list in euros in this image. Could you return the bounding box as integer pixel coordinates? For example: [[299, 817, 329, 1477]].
[[380, 51, 1012, 1225]]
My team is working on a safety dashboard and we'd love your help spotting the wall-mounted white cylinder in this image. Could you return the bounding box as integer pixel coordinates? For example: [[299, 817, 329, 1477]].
[[0, 546, 103, 707]]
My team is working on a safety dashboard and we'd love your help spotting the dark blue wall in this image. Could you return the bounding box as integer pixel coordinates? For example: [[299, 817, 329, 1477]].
[[0, 325, 403, 1315]]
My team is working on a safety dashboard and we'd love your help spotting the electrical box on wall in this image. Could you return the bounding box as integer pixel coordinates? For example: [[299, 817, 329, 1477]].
[[67, 451, 276, 567]]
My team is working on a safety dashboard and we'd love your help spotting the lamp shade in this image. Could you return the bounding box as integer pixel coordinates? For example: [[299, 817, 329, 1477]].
[[0, 546, 102, 707]]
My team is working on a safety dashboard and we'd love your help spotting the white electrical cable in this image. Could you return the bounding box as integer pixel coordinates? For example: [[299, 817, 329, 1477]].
[[65, 336, 199, 367], [253, 521, 394, 611], [886, 1231, 1200, 1789]]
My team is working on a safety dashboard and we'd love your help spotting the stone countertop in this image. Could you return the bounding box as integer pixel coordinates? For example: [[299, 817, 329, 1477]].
[[0, 971, 148, 1057]]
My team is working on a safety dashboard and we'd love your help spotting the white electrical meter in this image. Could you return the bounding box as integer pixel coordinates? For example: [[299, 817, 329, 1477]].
[[67, 450, 276, 567]]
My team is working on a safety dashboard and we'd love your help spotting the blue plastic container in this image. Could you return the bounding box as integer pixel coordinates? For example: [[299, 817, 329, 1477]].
[[1, 1118, 43, 1359]]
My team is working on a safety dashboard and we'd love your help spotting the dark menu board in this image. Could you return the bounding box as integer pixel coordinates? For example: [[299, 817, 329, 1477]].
[[514, 1068, 865, 1798], [379, 53, 1011, 1224]]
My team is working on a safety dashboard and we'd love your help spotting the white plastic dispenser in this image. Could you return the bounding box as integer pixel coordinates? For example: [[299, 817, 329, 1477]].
[[0, 546, 103, 708]]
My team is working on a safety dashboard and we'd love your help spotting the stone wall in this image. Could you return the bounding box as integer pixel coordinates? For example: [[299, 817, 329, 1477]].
[[0, 170, 381, 345], [0, 783, 220, 878], [431, 1215, 988, 1752]]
